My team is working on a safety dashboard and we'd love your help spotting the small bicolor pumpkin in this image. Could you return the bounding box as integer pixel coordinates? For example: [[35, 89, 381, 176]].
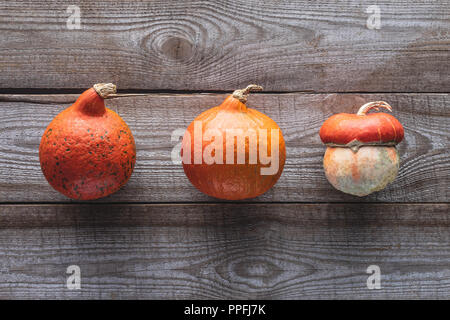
[[319, 101, 404, 196]]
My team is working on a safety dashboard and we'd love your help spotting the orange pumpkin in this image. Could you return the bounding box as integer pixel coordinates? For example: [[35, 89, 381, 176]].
[[181, 85, 286, 200], [319, 101, 404, 196], [39, 83, 136, 200]]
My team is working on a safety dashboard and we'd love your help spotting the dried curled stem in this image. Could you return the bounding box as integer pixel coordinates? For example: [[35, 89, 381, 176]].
[[232, 84, 263, 103], [93, 83, 117, 99], [357, 101, 393, 116]]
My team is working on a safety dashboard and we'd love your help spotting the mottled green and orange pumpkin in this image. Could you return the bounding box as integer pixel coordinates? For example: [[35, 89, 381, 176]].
[[319, 101, 404, 196], [39, 83, 136, 200]]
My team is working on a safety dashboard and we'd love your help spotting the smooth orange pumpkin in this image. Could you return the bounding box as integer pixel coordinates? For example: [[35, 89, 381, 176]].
[[181, 85, 286, 200], [319, 101, 404, 196], [39, 83, 136, 200]]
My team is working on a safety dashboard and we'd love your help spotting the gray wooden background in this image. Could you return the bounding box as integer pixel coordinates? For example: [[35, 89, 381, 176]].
[[0, 0, 449, 299]]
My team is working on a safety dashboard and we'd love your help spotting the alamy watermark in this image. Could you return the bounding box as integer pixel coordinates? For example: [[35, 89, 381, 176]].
[[366, 5, 381, 29], [66, 265, 81, 290], [366, 265, 381, 289], [66, 5, 81, 30], [171, 122, 281, 175]]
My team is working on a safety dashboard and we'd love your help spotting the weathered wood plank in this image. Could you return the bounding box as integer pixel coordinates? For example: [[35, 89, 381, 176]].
[[0, 0, 449, 92], [0, 93, 448, 202], [0, 203, 448, 299]]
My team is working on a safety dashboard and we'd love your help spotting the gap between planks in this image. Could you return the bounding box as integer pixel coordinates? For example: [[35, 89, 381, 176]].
[[1, 90, 450, 96]]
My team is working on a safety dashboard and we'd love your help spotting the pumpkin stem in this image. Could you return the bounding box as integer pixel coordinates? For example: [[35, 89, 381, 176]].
[[105, 93, 150, 98], [232, 84, 263, 104], [357, 101, 393, 116], [93, 83, 117, 99]]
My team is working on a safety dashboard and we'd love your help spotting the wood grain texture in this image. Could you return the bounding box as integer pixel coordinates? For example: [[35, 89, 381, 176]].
[[0, 203, 448, 299], [0, 92, 448, 203], [0, 0, 449, 92]]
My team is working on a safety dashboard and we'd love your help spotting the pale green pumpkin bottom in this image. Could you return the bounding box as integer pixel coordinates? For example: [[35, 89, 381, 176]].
[[323, 146, 399, 197]]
